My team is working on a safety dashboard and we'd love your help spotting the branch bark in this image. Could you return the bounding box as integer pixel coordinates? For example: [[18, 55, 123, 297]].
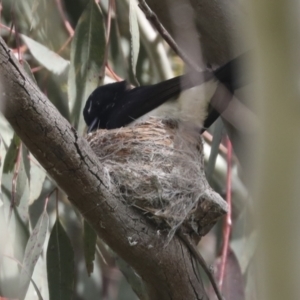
[[0, 38, 209, 299]]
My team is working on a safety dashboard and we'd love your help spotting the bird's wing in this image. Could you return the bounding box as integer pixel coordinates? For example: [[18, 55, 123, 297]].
[[105, 71, 214, 129], [84, 53, 248, 131]]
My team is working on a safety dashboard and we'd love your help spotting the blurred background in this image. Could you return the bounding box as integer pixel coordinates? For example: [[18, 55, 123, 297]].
[[0, 0, 299, 299]]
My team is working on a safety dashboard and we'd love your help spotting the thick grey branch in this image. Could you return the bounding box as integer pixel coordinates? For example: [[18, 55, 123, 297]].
[[0, 38, 208, 300]]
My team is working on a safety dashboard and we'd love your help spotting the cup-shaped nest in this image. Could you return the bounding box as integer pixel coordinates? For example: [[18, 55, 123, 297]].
[[87, 118, 227, 240]]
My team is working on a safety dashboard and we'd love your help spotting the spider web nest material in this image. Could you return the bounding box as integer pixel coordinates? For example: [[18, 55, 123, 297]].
[[87, 118, 227, 241]]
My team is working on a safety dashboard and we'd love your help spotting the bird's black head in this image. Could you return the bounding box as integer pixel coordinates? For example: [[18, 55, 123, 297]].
[[83, 81, 129, 132]]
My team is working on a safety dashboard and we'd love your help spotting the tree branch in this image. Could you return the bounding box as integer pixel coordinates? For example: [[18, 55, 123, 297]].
[[138, 0, 199, 71], [0, 37, 209, 299]]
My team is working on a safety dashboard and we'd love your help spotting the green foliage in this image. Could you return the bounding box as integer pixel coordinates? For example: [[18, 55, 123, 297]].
[[47, 218, 75, 300], [83, 220, 97, 276], [3, 134, 20, 174], [68, 0, 106, 132], [0, 0, 254, 299], [19, 209, 49, 299]]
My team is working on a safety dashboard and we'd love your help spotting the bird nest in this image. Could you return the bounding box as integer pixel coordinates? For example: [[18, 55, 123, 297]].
[[87, 118, 227, 241]]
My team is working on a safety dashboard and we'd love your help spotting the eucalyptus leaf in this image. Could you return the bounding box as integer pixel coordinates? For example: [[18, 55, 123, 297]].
[[21, 59, 37, 84], [13, 207, 30, 263], [19, 209, 49, 300], [47, 219, 75, 300], [83, 220, 97, 276], [231, 231, 257, 274], [68, 0, 106, 133], [110, 19, 128, 79], [21, 34, 70, 76], [129, 0, 140, 82], [15, 144, 30, 208], [3, 134, 20, 174], [29, 159, 46, 204], [0, 114, 14, 150], [15, 146, 31, 225]]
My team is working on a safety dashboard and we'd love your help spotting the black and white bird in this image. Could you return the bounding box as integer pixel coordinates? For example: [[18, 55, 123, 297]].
[[83, 54, 247, 134]]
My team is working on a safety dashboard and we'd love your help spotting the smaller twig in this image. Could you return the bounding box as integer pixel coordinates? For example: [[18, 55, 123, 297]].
[[55, 0, 75, 37], [31, 66, 43, 73], [8, 142, 22, 223], [3, 255, 44, 299], [137, 0, 199, 71], [57, 35, 73, 55], [218, 136, 233, 288], [105, 63, 123, 81], [178, 230, 224, 300], [54, 188, 59, 217], [203, 130, 228, 158]]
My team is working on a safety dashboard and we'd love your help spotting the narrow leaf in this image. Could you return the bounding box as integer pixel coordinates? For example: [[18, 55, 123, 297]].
[[21, 34, 70, 76], [22, 59, 37, 84], [3, 134, 20, 174], [110, 19, 128, 79], [15, 144, 30, 207], [13, 207, 30, 263], [129, 0, 140, 79], [115, 255, 147, 299], [18, 210, 49, 300], [22, 145, 30, 180], [29, 158, 46, 204], [231, 231, 257, 273], [68, 0, 106, 133], [83, 220, 97, 276], [47, 219, 75, 300], [46, 75, 71, 121], [0, 114, 14, 149]]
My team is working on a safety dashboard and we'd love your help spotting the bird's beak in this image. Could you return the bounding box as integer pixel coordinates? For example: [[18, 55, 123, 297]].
[[87, 117, 99, 133]]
